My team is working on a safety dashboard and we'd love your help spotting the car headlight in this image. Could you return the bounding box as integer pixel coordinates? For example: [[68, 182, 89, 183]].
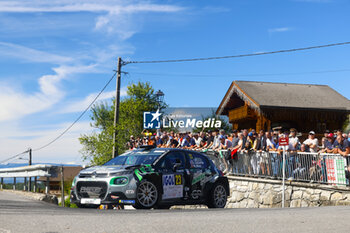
[[72, 177, 77, 187], [110, 177, 129, 185], [109, 171, 133, 176]]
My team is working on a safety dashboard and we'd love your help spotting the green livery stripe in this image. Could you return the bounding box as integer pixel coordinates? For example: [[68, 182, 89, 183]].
[[192, 173, 205, 185], [135, 169, 143, 181]]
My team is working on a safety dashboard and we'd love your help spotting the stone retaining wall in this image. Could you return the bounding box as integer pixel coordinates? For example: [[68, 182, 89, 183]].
[[227, 176, 350, 208]]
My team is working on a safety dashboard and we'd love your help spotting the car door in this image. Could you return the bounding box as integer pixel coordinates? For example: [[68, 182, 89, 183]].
[[155, 151, 187, 202], [186, 151, 214, 201]]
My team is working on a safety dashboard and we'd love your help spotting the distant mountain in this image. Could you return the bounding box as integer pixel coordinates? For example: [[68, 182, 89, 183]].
[[0, 163, 81, 169]]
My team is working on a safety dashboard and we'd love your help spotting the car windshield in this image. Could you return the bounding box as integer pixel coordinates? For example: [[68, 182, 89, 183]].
[[103, 150, 165, 166]]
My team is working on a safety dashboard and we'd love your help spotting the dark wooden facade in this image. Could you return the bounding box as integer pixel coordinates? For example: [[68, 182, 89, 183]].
[[217, 81, 350, 132]]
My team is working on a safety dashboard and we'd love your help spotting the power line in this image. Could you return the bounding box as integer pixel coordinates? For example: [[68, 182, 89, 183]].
[[127, 68, 350, 78], [0, 150, 29, 164], [32, 71, 117, 152], [124, 41, 350, 64]]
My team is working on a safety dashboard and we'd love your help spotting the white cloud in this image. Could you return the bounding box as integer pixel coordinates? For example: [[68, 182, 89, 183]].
[[0, 1, 185, 40], [0, 42, 72, 64], [0, 64, 98, 122], [0, 0, 186, 164], [268, 27, 293, 33], [0, 1, 185, 13], [61, 87, 127, 114]]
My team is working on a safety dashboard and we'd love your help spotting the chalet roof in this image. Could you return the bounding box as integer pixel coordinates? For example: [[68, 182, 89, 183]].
[[217, 81, 350, 115]]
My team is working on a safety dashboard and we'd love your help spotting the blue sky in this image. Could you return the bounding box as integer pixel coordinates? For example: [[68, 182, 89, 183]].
[[0, 0, 349, 164]]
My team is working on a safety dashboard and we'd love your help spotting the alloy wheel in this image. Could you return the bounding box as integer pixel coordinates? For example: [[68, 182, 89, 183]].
[[137, 181, 158, 208], [213, 185, 227, 208]]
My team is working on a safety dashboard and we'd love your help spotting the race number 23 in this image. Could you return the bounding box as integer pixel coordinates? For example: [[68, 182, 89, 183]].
[[175, 175, 182, 185]]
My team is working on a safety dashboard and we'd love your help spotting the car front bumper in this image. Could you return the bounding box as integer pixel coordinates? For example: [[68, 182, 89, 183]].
[[70, 176, 138, 205]]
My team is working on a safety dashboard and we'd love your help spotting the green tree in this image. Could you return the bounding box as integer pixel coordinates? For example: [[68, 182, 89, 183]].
[[79, 82, 166, 165]]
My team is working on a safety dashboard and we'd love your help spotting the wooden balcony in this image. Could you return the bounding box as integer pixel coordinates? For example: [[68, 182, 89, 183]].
[[228, 104, 256, 122]]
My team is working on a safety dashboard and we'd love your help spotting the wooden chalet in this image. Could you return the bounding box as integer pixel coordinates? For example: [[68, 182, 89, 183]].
[[38, 166, 81, 193], [216, 81, 350, 133]]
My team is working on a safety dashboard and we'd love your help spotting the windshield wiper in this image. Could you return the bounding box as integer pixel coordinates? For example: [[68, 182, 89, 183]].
[[124, 165, 142, 170]]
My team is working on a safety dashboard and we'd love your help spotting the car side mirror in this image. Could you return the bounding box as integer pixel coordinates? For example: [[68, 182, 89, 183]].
[[173, 158, 182, 172]]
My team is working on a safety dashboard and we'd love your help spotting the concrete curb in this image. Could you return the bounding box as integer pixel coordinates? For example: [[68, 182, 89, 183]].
[[0, 189, 58, 205]]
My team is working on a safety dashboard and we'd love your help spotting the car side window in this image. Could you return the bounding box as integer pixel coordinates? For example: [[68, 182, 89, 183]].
[[157, 151, 186, 170], [187, 152, 209, 170]]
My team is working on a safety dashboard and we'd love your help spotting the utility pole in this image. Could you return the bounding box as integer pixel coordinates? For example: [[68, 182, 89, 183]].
[[28, 148, 32, 191], [60, 166, 65, 207], [29, 148, 32, 166], [112, 57, 123, 158]]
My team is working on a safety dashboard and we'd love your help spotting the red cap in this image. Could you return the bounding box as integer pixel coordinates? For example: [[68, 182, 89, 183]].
[[327, 133, 334, 138]]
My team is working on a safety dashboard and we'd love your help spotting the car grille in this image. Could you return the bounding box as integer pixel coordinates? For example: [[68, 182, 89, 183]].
[[79, 173, 108, 178], [76, 181, 108, 199]]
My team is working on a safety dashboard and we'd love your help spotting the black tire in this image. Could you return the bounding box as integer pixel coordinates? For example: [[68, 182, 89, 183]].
[[154, 204, 171, 209], [76, 203, 100, 209], [207, 182, 228, 208], [133, 180, 160, 209]]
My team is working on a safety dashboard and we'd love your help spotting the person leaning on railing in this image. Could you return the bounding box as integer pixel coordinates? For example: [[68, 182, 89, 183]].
[[254, 130, 270, 175], [319, 133, 335, 153], [303, 131, 319, 153], [333, 135, 350, 156], [331, 135, 350, 182], [216, 135, 233, 174]]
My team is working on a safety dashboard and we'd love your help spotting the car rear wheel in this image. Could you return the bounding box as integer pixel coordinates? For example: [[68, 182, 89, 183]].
[[133, 180, 159, 209], [207, 182, 227, 208]]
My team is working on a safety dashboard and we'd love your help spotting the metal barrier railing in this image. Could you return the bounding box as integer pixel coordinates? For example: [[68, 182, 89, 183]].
[[0, 164, 58, 193], [202, 149, 348, 186]]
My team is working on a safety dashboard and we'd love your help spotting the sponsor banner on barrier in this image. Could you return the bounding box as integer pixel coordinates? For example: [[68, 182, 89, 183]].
[[162, 174, 183, 199], [322, 157, 346, 186]]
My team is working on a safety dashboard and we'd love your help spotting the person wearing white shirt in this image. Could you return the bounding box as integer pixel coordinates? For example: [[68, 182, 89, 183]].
[[303, 131, 319, 153], [288, 128, 300, 151]]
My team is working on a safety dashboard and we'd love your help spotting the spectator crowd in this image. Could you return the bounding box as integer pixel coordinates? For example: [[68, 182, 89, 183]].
[[127, 128, 350, 184], [128, 128, 350, 155]]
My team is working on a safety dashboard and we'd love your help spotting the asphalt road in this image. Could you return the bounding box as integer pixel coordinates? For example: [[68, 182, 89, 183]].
[[1, 191, 350, 233]]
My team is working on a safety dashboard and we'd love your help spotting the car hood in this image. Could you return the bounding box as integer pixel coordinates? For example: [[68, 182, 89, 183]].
[[79, 165, 131, 176]]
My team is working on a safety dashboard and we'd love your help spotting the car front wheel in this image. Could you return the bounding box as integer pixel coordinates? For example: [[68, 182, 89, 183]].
[[133, 180, 159, 209], [207, 182, 228, 208]]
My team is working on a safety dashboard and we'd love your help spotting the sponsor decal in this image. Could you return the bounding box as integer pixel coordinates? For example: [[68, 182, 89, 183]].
[[125, 190, 135, 195], [119, 200, 136, 204], [80, 186, 102, 193], [134, 165, 158, 181], [175, 174, 182, 185], [163, 174, 175, 186], [190, 157, 205, 169], [191, 190, 202, 200], [192, 172, 205, 185], [162, 174, 183, 199]]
